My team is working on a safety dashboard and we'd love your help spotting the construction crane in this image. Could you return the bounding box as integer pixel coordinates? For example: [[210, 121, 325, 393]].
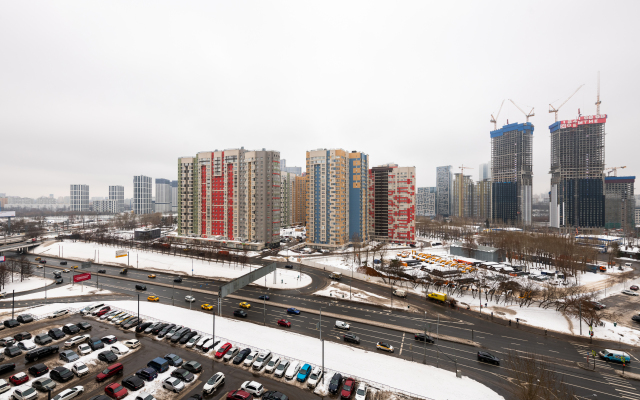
[[509, 99, 535, 122], [606, 166, 626, 177], [457, 165, 474, 217], [549, 84, 585, 122], [490, 100, 505, 130], [595, 71, 602, 115]]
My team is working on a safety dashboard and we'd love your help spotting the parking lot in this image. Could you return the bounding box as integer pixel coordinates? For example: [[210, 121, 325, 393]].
[[0, 310, 324, 400]]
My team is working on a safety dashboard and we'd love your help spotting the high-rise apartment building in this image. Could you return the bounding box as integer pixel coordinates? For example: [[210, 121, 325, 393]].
[[349, 151, 369, 242], [108, 185, 124, 213], [177, 149, 280, 247], [155, 178, 172, 213], [293, 175, 307, 225], [549, 114, 607, 228], [70, 184, 89, 212], [436, 166, 453, 217], [475, 180, 492, 221], [417, 187, 437, 217], [280, 159, 302, 175], [171, 181, 178, 213], [369, 164, 416, 243], [133, 176, 153, 215], [490, 122, 533, 225], [306, 149, 349, 247], [479, 162, 491, 181], [93, 199, 117, 213], [280, 171, 296, 227], [605, 176, 635, 230], [452, 174, 475, 218]]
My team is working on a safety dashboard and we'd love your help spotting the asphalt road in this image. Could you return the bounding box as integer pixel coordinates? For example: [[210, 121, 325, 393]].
[[4, 251, 640, 399]]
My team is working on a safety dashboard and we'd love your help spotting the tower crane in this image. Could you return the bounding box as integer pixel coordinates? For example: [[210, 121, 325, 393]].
[[509, 99, 535, 122], [457, 165, 474, 217], [490, 100, 505, 130], [549, 84, 584, 122], [595, 71, 602, 115], [606, 166, 626, 177]]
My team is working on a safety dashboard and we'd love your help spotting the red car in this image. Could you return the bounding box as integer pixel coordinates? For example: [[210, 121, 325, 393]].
[[340, 377, 355, 399], [105, 383, 128, 399], [96, 363, 124, 382], [96, 307, 111, 317], [631, 285, 639, 291], [9, 372, 29, 386], [215, 342, 232, 359], [227, 389, 253, 400], [277, 319, 291, 328]]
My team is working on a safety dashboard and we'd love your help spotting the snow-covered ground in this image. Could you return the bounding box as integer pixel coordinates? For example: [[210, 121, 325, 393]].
[[34, 241, 311, 289], [22, 301, 503, 400], [314, 281, 411, 310], [0, 282, 112, 301], [0, 273, 53, 294]]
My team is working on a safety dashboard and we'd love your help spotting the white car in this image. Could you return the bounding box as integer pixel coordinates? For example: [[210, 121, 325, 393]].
[[124, 339, 141, 349], [18, 340, 36, 351], [72, 362, 89, 377], [223, 347, 239, 362], [355, 382, 367, 400], [195, 336, 211, 349], [107, 312, 125, 321], [186, 335, 201, 348], [52, 386, 84, 400], [185, 295, 196, 303], [101, 311, 119, 320], [622, 289, 639, 296], [110, 343, 129, 355], [241, 381, 265, 397], [77, 344, 92, 356], [64, 335, 89, 348], [265, 355, 281, 373], [49, 309, 69, 319], [252, 350, 272, 370], [307, 366, 323, 388], [11, 387, 37, 400], [134, 392, 157, 400], [203, 372, 225, 395], [0, 379, 9, 394], [335, 320, 350, 330], [274, 360, 289, 378], [162, 377, 185, 393], [243, 351, 258, 367]]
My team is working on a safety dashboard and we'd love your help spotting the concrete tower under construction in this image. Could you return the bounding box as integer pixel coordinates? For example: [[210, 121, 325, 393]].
[[490, 122, 533, 225], [549, 115, 607, 228]]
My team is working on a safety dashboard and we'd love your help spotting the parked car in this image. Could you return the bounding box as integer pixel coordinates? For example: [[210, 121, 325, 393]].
[[335, 321, 350, 330], [17, 339, 34, 351], [72, 362, 89, 377], [11, 387, 38, 400], [162, 377, 184, 393], [60, 350, 79, 363], [341, 377, 355, 399], [3, 320, 19, 329], [4, 346, 22, 358], [179, 331, 198, 345], [227, 390, 253, 400], [96, 363, 124, 382], [34, 334, 52, 346], [477, 351, 500, 365], [224, 347, 239, 362], [49, 310, 69, 319], [215, 343, 232, 359], [47, 328, 65, 340], [253, 350, 272, 370], [329, 373, 343, 394], [14, 332, 31, 341], [110, 343, 129, 355], [284, 361, 301, 380], [203, 372, 225, 395], [631, 285, 639, 291], [51, 386, 84, 400], [150, 324, 168, 335], [343, 333, 360, 344], [265, 355, 281, 373], [98, 351, 118, 363], [62, 324, 79, 335], [77, 344, 92, 356], [243, 351, 258, 368], [307, 366, 323, 388], [9, 372, 29, 386], [274, 359, 289, 378], [27, 363, 49, 377], [136, 322, 153, 333], [201, 339, 220, 353], [101, 335, 117, 345], [0, 363, 15, 375], [164, 354, 183, 367], [183, 361, 202, 373], [50, 367, 73, 383], [0, 337, 14, 347], [124, 339, 141, 349], [297, 363, 312, 383], [64, 335, 89, 348], [16, 315, 33, 324], [263, 391, 288, 400], [241, 381, 264, 397], [25, 345, 59, 362], [122, 318, 140, 330], [31, 377, 56, 392], [233, 348, 252, 365], [135, 368, 158, 382], [122, 376, 145, 391], [77, 322, 92, 331], [88, 337, 105, 351], [104, 383, 128, 400], [622, 289, 638, 296], [171, 368, 194, 383], [186, 334, 201, 348]]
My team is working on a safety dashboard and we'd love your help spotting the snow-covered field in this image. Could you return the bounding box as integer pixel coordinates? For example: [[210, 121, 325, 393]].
[[0, 274, 54, 294], [34, 241, 311, 289], [0, 282, 112, 301], [22, 301, 503, 400], [314, 281, 411, 310]]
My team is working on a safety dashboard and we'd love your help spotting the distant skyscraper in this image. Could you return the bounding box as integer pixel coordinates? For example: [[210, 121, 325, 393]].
[[436, 166, 453, 217], [417, 187, 437, 217], [155, 178, 172, 213], [491, 122, 533, 225], [549, 114, 607, 228], [133, 175, 153, 215], [109, 185, 124, 213], [171, 180, 178, 213], [369, 164, 416, 243], [70, 184, 90, 212], [281, 159, 302, 175], [479, 163, 491, 181]]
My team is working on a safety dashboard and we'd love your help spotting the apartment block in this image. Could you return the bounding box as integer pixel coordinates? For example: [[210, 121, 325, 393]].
[[605, 176, 636, 230], [306, 149, 349, 247], [349, 151, 369, 242], [436, 166, 453, 217], [171, 181, 178, 213], [177, 148, 280, 247], [155, 178, 172, 213], [133, 175, 153, 215], [475, 180, 492, 221], [293, 175, 307, 225], [281, 159, 303, 175], [417, 187, 437, 217], [369, 164, 416, 243], [109, 185, 124, 213], [93, 199, 118, 213], [70, 184, 90, 212], [452, 174, 475, 218], [280, 171, 296, 227]]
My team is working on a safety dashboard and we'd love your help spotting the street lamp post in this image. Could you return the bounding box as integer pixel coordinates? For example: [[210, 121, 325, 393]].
[[423, 311, 427, 364]]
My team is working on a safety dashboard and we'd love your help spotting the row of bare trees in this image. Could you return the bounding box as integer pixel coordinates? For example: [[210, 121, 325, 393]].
[[0, 257, 35, 290]]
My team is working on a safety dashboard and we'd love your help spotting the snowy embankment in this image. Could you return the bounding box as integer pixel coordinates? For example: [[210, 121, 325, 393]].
[[22, 301, 503, 400], [34, 240, 311, 289], [0, 282, 112, 301], [0, 274, 54, 295]]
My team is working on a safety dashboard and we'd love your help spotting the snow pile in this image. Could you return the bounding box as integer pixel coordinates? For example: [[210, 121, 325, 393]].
[[0, 283, 112, 302], [0, 274, 54, 294]]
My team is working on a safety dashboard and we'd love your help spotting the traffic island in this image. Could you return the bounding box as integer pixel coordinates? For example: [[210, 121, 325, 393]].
[[615, 369, 640, 381]]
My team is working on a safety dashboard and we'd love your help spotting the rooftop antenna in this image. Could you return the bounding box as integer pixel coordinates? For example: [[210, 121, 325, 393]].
[[549, 84, 584, 122], [490, 100, 505, 130], [508, 99, 535, 122], [596, 71, 602, 115]]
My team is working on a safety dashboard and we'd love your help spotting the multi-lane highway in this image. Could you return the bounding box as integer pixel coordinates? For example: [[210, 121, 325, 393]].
[[3, 250, 640, 399]]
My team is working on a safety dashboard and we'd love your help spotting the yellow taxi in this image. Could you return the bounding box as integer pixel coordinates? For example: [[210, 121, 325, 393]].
[[147, 296, 159, 302], [239, 302, 251, 309], [73, 265, 79, 269], [148, 274, 156, 279], [201, 304, 214, 311], [376, 342, 394, 353]]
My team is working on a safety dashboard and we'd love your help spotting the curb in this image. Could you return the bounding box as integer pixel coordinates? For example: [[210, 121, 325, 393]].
[[615, 369, 640, 380]]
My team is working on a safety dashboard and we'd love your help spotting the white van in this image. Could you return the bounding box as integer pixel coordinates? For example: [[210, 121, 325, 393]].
[[392, 289, 407, 298], [284, 361, 300, 380]]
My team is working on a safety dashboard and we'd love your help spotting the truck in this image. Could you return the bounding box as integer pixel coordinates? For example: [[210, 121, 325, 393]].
[[329, 272, 342, 280], [428, 292, 447, 303], [392, 289, 407, 298], [119, 268, 128, 275]]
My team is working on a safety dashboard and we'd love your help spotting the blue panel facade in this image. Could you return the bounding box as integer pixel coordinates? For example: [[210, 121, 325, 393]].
[[492, 182, 518, 223], [490, 122, 534, 138]]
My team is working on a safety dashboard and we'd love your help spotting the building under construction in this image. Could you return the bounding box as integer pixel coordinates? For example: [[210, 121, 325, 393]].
[[490, 122, 533, 225], [549, 115, 607, 228], [604, 176, 635, 231]]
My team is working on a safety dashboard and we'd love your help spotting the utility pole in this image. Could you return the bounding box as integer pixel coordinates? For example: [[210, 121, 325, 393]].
[[579, 303, 582, 335], [423, 311, 427, 364], [320, 308, 324, 384]]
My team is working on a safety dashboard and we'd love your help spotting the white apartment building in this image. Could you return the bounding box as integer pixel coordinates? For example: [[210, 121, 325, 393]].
[[109, 185, 124, 213], [133, 176, 153, 215], [70, 184, 90, 212], [155, 178, 172, 213], [93, 199, 118, 213]]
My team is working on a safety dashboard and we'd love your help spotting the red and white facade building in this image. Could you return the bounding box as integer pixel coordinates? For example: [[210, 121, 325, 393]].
[[368, 164, 416, 244], [177, 148, 280, 247]]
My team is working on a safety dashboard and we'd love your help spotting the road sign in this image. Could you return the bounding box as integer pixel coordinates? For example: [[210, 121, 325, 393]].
[[0, 256, 4, 263], [73, 273, 91, 283], [116, 250, 127, 258]]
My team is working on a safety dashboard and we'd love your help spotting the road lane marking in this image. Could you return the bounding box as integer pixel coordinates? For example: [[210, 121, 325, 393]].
[[501, 335, 527, 341], [399, 332, 405, 355]]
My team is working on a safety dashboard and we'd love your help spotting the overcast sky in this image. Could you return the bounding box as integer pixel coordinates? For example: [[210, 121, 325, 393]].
[[2, 1, 639, 199]]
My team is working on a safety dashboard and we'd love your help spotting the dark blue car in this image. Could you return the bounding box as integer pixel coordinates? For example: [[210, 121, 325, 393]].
[[287, 308, 300, 315], [258, 295, 270, 301], [135, 367, 158, 381]]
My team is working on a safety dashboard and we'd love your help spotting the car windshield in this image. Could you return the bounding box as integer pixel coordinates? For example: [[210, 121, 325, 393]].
[[102, 368, 111, 374], [357, 389, 365, 395], [344, 384, 351, 391], [331, 378, 339, 384], [310, 373, 318, 379], [276, 364, 286, 370], [41, 379, 52, 385], [267, 360, 276, 366], [113, 385, 124, 391], [246, 354, 254, 361], [22, 388, 36, 395], [207, 376, 219, 384]]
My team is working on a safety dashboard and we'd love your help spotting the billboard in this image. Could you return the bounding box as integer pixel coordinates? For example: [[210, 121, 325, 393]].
[[116, 250, 128, 258], [73, 273, 91, 283], [0, 256, 4, 263], [560, 114, 607, 129], [0, 212, 15, 218]]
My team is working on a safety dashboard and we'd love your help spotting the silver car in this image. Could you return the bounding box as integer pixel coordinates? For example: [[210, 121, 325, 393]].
[[162, 377, 185, 393]]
